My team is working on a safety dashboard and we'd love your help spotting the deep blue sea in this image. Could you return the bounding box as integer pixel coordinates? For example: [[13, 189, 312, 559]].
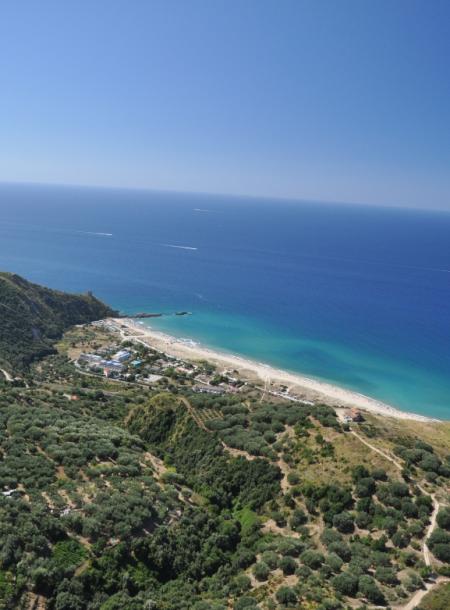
[[1, 183, 449, 418]]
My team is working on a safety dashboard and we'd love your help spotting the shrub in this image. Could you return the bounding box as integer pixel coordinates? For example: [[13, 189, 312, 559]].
[[401, 500, 419, 519], [276, 538, 304, 557], [372, 535, 388, 552], [372, 468, 387, 481], [352, 465, 370, 481], [290, 508, 308, 530], [358, 575, 385, 605], [332, 572, 359, 596], [300, 550, 324, 570], [382, 517, 398, 537], [419, 454, 441, 473], [321, 528, 343, 546], [333, 511, 355, 534], [287, 471, 300, 485], [233, 548, 256, 569], [230, 574, 251, 595], [389, 482, 410, 497], [279, 556, 297, 575], [404, 571, 423, 592], [160, 471, 186, 485], [233, 598, 260, 610], [408, 521, 425, 538], [437, 508, 450, 531], [51, 539, 86, 570], [296, 564, 312, 579], [355, 512, 371, 529], [271, 511, 286, 527], [328, 542, 351, 563], [317, 600, 343, 610], [355, 477, 376, 498], [432, 544, 450, 563], [261, 551, 279, 570], [253, 561, 270, 582], [392, 530, 411, 548], [349, 557, 371, 576], [375, 566, 398, 585], [263, 431, 276, 444], [416, 494, 433, 512], [326, 553, 343, 573], [275, 586, 297, 605]]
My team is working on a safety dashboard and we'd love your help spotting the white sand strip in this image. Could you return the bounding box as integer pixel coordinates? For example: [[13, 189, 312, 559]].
[[109, 318, 437, 423]]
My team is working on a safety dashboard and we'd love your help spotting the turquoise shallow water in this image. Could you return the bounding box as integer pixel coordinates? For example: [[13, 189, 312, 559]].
[[0, 183, 449, 418], [144, 310, 450, 418]]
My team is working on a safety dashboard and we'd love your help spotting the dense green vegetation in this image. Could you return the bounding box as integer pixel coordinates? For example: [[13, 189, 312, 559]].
[[0, 272, 115, 370], [0, 276, 449, 609], [127, 393, 282, 510]]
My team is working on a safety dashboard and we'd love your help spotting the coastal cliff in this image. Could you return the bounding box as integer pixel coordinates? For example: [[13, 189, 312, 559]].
[[0, 272, 116, 370]]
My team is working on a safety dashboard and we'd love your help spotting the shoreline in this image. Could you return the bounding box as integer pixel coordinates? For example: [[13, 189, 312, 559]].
[[109, 317, 438, 423]]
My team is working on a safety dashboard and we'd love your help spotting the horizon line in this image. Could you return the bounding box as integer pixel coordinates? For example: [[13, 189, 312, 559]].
[[1, 178, 449, 214]]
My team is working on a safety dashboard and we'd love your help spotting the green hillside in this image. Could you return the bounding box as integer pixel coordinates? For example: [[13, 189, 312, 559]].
[[0, 272, 115, 370], [0, 277, 449, 610]]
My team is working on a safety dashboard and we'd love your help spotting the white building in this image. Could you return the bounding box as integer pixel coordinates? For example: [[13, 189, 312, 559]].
[[112, 349, 132, 362]]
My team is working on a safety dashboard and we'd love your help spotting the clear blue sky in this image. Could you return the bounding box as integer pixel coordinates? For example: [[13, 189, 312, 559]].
[[1, 0, 449, 208]]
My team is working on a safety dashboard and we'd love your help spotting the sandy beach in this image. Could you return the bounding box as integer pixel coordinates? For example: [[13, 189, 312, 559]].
[[109, 317, 436, 423]]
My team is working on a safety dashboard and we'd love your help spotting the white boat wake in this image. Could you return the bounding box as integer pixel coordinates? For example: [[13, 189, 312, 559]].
[[162, 243, 198, 251], [76, 231, 113, 237]]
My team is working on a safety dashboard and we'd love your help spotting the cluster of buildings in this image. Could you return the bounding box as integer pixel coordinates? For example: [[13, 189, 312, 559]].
[[77, 342, 244, 394], [78, 348, 133, 378]]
